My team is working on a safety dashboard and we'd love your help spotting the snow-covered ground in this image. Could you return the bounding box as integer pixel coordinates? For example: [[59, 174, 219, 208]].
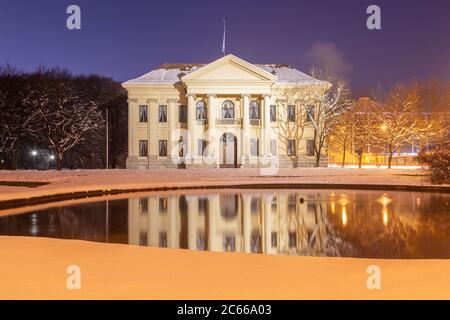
[[1, 236, 450, 299], [0, 168, 446, 203]]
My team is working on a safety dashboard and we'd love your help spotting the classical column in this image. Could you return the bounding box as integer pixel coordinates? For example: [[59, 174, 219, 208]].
[[242, 194, 251, 253], [127, 99, 138, 158], [168, 99, 178, 162], [148, 198, 159, 247], [187, 196, 197, 250], [168, 196, 178, 248], [207, 194, 220, 251], [187, 94, 196, 162], [147, 99, 158, 158], [207, 94, 218, 166], [241, 94, 250, 163], [263, 194, 273, 254], [263, 94, 272, 156]]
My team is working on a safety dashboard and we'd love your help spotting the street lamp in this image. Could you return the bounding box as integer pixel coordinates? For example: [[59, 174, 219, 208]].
[[31, 150, 38, 170], [380, 125, 387, 131]]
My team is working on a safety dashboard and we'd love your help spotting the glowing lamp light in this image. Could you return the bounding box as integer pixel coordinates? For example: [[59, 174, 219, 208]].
[[31, 150, 37, 156], [380, 125, 387, 131], [382, 210, 389, 226], [49, 155, 55, 160], [341, 207, 348, 226]]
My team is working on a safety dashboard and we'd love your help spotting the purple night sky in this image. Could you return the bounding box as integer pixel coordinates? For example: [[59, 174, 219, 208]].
[[0, 0, 449, 93]]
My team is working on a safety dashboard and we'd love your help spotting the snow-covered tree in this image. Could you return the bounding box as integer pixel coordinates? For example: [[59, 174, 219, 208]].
[[309, 69, 352, 167], [24, 68, 105, 170], [370, 84, 422, 169], [0, 68, 38, 169]]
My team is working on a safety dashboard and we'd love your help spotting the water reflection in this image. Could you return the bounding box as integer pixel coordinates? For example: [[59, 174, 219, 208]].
[[0, 190, 449, 259]]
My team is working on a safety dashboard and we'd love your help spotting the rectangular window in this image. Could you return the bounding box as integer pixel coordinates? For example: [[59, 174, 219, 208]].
[[270, 139, 277, 156], [159, 197, 168, 213], [289, 232, 297, 248], [306, 105, 315, 123], [139, 140, 148, 157], [250, 138, 259, 156], [178, 136, 184, 157], [287, 140, 296, 156], [306, 139, 315, 156], [287, 105, 296, 122], [270, 105, 277, 122], [159, 140, 168, 157], [139, 197, 148, 214], [223, 235, 236, 252], [159, 105, 167, 122], [198, 139, 207, 157], [139, 232, 148, 246], [159, 232, 168, 248], [250, 232, 261, 253], [271, 232, 278, 248], [139, 105, 148, 123], [198, 198, 208, 214], [179, 105, 187, 123]]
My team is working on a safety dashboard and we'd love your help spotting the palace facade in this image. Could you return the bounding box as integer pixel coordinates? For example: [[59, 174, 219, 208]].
[[122, 54, 328, 169]]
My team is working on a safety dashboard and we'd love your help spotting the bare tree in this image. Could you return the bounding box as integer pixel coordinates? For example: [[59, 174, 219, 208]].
[[371, 84, 421, 169], [0, 68, 38, 169], [24, 68, 104, 170], [309, 69, 352, 167], [328, 111, 354, 167], [352, 98, 377, 168], [274, 83, 309, 166]]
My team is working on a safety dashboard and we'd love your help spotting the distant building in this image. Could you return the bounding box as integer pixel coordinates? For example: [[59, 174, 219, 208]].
[[122, 54, 328, 169]]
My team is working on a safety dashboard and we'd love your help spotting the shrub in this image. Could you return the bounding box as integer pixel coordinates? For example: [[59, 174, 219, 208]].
[[419, 143, 450, 184]]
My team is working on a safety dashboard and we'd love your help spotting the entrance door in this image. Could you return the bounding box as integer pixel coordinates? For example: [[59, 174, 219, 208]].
[[219, 133, 237, 168]]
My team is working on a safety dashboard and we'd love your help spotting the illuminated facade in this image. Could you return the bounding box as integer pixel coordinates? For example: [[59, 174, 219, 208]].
[[122, 54, 328, 169]]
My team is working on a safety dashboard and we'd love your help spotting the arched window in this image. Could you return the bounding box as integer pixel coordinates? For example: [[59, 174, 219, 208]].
[[221, 100, 235, 119], [196, 101, 207, 120], [249, 101, 260, 120]]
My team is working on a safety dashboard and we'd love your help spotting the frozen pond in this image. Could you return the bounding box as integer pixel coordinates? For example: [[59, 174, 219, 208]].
[[1, 189, 449, 259]]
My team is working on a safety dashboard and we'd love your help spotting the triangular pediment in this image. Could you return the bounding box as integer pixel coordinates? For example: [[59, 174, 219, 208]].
[[182, 54, 277, 82]]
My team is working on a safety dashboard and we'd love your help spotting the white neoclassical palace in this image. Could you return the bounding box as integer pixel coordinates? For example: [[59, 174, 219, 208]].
[[122, 54, 328, 169]]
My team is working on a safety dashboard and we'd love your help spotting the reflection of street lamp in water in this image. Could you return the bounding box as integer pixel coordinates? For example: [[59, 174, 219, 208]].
[[341, 206, 348, 226]]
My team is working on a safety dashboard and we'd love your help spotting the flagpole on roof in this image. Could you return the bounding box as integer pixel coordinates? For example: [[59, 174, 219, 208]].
[[222, 19, 226, 56]]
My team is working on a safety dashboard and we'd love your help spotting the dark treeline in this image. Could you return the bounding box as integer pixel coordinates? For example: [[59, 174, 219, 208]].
[[0, 66, 127, 170]]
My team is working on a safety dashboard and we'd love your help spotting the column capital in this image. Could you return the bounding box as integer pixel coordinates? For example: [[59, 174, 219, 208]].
[[146, 99, 158, 103], [127, 99, 138, 103], [263, 94, 272, 99], [167, 99, 179, 103], [207, 94, 217, 98], [241, 94, 251, 99], [186, 93, 196, 99]]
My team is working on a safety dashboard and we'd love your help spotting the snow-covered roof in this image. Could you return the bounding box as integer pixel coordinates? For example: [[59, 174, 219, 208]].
[[123, 63, 323, 86]]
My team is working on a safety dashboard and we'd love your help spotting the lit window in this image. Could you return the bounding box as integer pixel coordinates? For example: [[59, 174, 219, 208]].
[[179, 105, 187, 123], [287, 105, 296, 122], [222, 100, 235, 119], [306, 139, 315, 156], [287, 140, 296, 156], [139, 105, 148, 123], [306, 105, 315, 123], [159, 140, 167, 157], [249, 101, 260, 120], [270, 105, 277, 122], [159, 105, 167, 122], [196, 101, 207, 120], [139, 140, 148, 157]]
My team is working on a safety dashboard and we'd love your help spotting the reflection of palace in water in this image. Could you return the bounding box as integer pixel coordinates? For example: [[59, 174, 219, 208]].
[[128, 192, 328, 255]]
